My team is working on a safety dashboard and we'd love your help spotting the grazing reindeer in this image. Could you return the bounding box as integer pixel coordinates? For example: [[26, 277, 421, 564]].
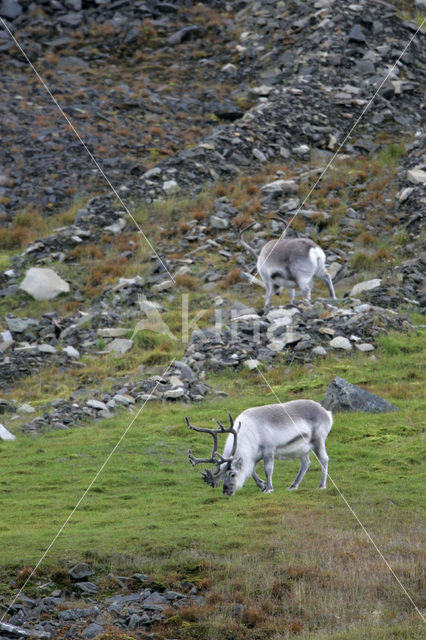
[[239, 224, 336, 311], [186, 400, 332, 496]]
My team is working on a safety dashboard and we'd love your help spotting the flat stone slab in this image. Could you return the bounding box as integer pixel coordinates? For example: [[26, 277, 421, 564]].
[[321, 377, 398, 413], [350, 278, 381, 297], [19, 267, 70, 301]]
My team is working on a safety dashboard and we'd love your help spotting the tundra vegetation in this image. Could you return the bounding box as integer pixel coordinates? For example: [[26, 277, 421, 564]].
[[0, 330, 424, 639]]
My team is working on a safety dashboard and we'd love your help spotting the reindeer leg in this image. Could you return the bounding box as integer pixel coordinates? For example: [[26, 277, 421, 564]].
[[262, 452, 274, 493], [320, 272, 336, 299], [264, 277, 273, 312], [252, 470, 267, 492], [288, 454, 311, 490], [313, 443, 329, 489]]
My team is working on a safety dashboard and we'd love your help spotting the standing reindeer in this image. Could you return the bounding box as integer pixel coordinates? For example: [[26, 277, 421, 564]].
[[239, 224, 336, 311], [186, 400, 333, 496]]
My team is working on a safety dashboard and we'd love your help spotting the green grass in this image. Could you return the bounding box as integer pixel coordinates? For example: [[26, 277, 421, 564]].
[[1, 330, 425, 638]]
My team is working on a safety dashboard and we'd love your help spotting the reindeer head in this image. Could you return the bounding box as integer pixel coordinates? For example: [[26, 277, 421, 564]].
[[186, 413, 240, 495]]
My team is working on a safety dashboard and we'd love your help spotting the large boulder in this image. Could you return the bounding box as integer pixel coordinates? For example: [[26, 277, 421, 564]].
[[19, 267, 70, 301], [321, 377, 398, 413]]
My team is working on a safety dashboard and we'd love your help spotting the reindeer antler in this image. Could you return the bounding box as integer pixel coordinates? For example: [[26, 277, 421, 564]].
[[186, 413, 239, 487]]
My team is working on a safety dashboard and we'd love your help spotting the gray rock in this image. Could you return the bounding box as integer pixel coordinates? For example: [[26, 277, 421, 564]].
[[210, 215, 229, 229], [321, 377, 398, 413], [173, 361, 196, 381], [143, 591, 167, 605], [0, 620, 49, 638], [312, 346, 327, 357], [19, 268, 70, 301], [348, 24, 367, 44], [63, 345, 80, 359], [105, 338, 133, 355], [38, 344, 57, 354], [69, 562, 95, 581], [6, 317, 38, 333], [0, 0, 22, 20], [17, 403, 35, 414], [75, 581, 99, 594], [82, 623, 103, 639], [355, 343, 375, 352]]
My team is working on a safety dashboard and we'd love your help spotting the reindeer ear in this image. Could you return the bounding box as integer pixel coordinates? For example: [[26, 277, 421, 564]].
[[234, 457, 243, 470]]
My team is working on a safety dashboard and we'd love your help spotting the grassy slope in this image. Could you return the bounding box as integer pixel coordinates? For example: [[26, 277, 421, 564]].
[[1, 331, 424, 638]]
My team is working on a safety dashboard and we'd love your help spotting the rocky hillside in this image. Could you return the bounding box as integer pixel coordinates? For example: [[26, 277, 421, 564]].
[[0, 0, 425, 638]]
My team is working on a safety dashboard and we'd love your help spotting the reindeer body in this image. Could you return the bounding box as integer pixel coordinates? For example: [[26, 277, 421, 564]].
[[187, 400, 333, 496], [240, 228, 336, 310]]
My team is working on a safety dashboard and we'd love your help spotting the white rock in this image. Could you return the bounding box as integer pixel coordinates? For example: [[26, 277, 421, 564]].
[[355, 343, 375, 352], [38, 343, 57, 354], [210, 215, 229, 229], [163, 179, 179, 193], [253, 148, 267, 162], [267, 339, 286, 352], [17, 403, 36, 414], [0, 330, 14, 351], [113, 394, 135, 405], [312, 346, 327, 356], [350, 278, 381, 297], [104, 218, 126, 233], [222, 63, 237, 72], [63, 345, 80, 359], [168, 374, 184, 387], [243, 359, 260, 370], [105, 338, 133, 355], [250, 84, 274, 96], [175, 265, 192, 276], [329, 336, 352, 351], [152, 280, 174, 293], [266, 307, 300, 322], [0, 424, 16, 441], [87, 399, 108, 411], [164, 387, 185, 399], [97, 328, 128, 338], [293, 144, 310, 155], [397, 187, 414, 202], [19, 267, 70, 301], [407, 168, 426, 184], [260, 179, 298, 195]]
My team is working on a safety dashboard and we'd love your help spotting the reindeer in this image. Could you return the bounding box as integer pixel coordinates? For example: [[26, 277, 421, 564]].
[[186, 400, 332, 496], [239, 224, 336, 311]]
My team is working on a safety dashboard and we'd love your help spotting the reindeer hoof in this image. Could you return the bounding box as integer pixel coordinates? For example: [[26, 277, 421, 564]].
[[318, 485, 326, 490], [262, 487, 273, 493], [287, 485, 298, 491]]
